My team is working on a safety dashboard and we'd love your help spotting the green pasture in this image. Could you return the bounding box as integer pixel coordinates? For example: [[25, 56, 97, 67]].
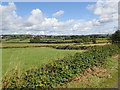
[[2, 47, 82, 75]]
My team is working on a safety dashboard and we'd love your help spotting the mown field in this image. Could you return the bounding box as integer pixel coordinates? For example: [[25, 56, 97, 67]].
[[2, 47, 83, 75]]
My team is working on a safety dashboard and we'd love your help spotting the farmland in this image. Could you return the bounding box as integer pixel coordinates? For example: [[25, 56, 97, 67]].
[[2, 47, 82, 75], [2, 44, 120, 88], [1, 33, 120, 89], [1, 1, 120, 89]]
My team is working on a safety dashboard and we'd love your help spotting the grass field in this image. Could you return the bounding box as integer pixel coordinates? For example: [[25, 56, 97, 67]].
[[2, 47, 83, 75]]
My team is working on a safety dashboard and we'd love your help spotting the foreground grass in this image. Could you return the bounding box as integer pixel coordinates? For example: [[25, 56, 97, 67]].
[[2, 45, 119, 88], [2, 47, 82, 75], [61, 55, 119, 88]]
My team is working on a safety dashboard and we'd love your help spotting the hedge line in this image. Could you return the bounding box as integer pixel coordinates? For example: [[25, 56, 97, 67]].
[[2, 45, 92, 50], [53, 45, 92, 50], [30, 39, 92, 44], [3, 45, 120, 88]]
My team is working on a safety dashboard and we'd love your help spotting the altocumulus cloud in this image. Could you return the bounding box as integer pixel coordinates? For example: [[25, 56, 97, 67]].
[[0, 0, 119, 35]]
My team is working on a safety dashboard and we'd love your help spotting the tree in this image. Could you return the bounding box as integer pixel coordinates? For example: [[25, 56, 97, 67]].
[[111, 30, 120, 44], [92, 35, 96, 44], [30, 36, 41, 43], [92, 38, 96, 44]]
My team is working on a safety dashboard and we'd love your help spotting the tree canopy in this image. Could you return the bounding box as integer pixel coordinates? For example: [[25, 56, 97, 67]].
[[111, 30, 120, 44]]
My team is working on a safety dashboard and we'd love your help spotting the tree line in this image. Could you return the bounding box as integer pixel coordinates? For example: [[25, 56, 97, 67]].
[[1, 30, 120, 44]]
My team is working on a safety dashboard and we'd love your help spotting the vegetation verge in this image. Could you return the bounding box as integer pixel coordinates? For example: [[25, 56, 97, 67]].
[[2, 45, 120, 88], [60, 55, 119, 88]]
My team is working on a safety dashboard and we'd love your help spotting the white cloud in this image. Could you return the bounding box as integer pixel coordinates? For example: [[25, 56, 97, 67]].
[[71, 0, 119, 34], [1, 1, 119, 35], [0, 2, 22, 33], [87, 0, 118, 15], [23, 17, 74, 32], [71, 21, 93, 31], [26, 9, 45, 25], [87, 0, 118, 25], [0, 3, 73, 35], [38, 31, 45, 35], [52, 10, 64, 17]]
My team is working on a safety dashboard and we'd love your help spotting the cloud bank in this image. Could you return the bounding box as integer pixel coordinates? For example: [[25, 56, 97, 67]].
[[0, 0, 119, 35]]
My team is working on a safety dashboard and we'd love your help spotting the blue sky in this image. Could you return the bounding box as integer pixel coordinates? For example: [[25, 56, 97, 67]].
[[2, 2, 97, 21], [1, 1, 118, 35]]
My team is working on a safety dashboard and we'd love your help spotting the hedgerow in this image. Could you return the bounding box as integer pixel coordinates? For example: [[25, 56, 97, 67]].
[[3, 45, 92, 50], [2, 45, 120, 89], [54, 45, 91, 50]]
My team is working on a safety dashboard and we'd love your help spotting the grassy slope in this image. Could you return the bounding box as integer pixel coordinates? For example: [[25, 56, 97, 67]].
[[61, 55, 119, 88], [2, 47, 82, 75]]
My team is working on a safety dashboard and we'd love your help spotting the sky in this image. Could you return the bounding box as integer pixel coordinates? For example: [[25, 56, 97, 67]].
[[0, 0, 119, 35]]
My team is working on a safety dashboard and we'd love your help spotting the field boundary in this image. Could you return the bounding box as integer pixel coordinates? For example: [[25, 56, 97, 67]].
[[60, 55, 119, 88]]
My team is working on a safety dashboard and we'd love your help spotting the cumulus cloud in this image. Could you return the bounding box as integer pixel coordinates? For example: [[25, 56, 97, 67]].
[[1, 1, 119, 35], [26, 9, 45, 25], [52, 10, 64, 17], [87, 0, 118, 15], [0, 2, 21, 31], [23, 17, 74, 32], [70, 0, 118, 34], [71, 21, 93, 31], [87, 0, 118, 25], [1, 3, 73, 35]]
